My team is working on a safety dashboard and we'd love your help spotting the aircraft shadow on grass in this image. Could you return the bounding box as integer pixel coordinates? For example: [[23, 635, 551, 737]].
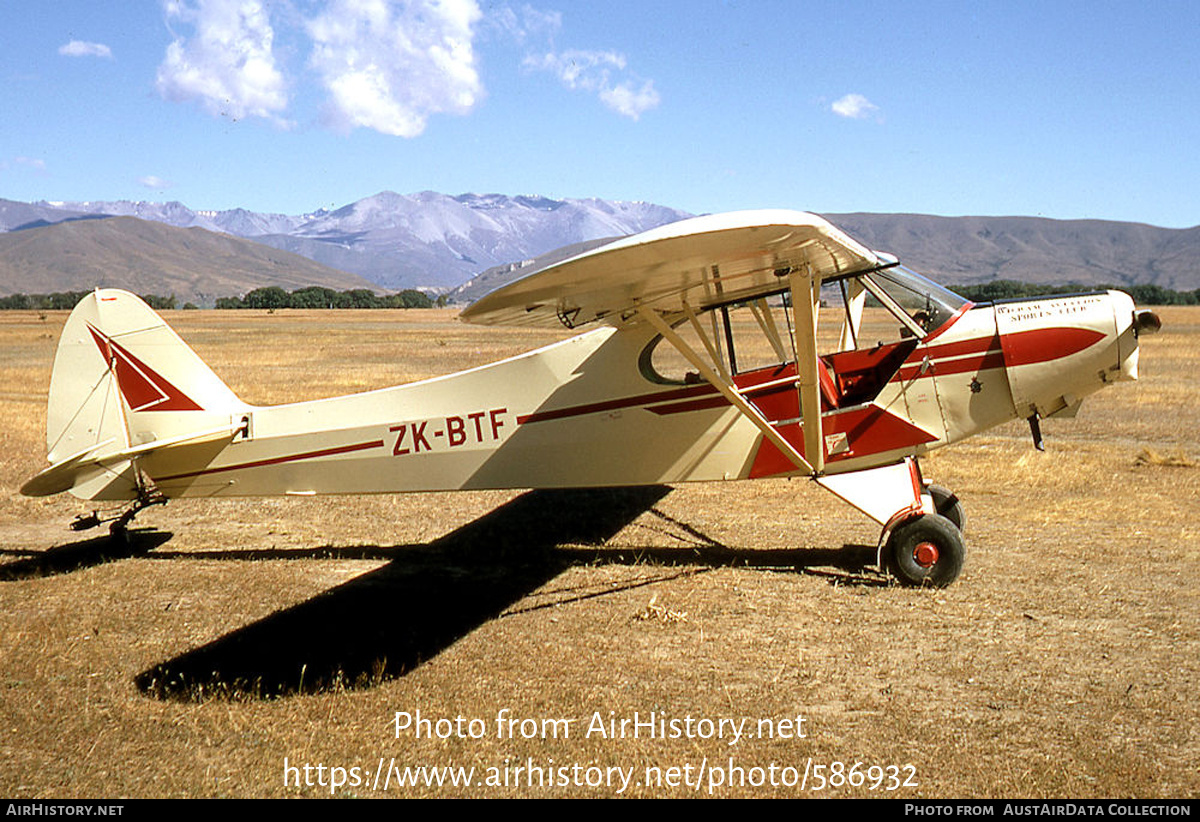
[[120, 487, 879, 700], [0, 529, 173, 581]]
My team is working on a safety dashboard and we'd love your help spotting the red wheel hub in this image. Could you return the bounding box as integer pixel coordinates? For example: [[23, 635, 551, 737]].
[[913, 541, 940, 568]]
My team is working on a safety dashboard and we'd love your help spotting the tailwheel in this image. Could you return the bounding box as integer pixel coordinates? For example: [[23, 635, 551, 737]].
[[68, 484, 167, 543], [886, 513, 966, 588], [926, 484, 965, 533]]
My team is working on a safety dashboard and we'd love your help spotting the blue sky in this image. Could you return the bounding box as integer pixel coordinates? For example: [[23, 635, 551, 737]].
[[2, 1, 1198, 227]]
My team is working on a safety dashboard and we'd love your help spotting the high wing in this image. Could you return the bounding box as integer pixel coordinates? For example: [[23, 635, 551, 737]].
[[462, 209, 891, 478], [459, 210, 885, 329]]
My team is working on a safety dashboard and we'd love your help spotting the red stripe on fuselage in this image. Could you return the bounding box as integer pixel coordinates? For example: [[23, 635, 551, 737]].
[[998, 326, 1106, 366], [155, 439, 385, 482], [515, 383, 716, 424], [893, 326, 1104, 382], [921, 334, 1000, 361], [894, 349, 1006, 382], [518, 366, 798, 425]]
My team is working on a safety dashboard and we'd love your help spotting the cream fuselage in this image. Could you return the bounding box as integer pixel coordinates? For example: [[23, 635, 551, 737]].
[[124, 291, 1139, 502]]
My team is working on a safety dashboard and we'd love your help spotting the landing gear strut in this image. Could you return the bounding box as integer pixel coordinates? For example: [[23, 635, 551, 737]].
[[70, 486, 167, 541]]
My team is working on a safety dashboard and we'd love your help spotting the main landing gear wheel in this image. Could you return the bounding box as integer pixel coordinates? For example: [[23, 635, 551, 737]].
[[926, 484, 966, 533], [886, 513, 966, 588]]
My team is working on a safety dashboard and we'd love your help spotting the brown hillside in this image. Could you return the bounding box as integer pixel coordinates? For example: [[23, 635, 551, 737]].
[[0, 217, 379, 305], [827, 213, 1200, 291]]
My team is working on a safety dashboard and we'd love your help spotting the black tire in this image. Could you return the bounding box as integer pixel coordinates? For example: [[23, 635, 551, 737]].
[[886, 513, 966, 588], [926, 484, 965, 533]]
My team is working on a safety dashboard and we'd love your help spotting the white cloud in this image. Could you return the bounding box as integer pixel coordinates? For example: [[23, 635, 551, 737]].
[[156, 0, 289, 124], [599, 80, 660, 121], [58, 40, 113, 59], [306, 0, 483, 137], [2, 157, 48, 175], [488, 3, 561, 43], [524, 49, 623, 89], [138, 175, 174, 189], [831, 93, 880, 120], [524, 48, 659, 120]]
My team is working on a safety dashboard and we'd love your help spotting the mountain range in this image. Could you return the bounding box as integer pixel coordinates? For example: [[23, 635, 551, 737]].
[[825, 213, 1200, 292], [1, 192, 691, 292], [2, 193, 1198, 306]]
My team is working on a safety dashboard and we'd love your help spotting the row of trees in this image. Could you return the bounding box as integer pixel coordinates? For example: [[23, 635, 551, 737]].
[[954, 280, 1200, 306], [214, 286, 439, 310], [0, 287, 443, 311], [0, 292, 187, 310]]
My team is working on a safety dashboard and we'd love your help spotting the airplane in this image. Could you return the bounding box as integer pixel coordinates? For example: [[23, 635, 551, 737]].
[[20, 210, 1162, 587]]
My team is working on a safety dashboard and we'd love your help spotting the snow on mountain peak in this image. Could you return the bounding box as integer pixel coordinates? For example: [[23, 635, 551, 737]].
[[4, 191, 692, 290]]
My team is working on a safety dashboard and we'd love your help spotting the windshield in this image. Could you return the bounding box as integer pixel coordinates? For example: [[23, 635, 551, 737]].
[[865, 266, 968, 334]]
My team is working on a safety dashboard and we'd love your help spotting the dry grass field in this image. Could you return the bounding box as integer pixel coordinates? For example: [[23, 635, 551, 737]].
[[1, 306, 1197, 798]]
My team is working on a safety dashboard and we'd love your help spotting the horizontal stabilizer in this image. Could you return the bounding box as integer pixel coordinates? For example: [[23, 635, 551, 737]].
[[21, 422, 244, 498]]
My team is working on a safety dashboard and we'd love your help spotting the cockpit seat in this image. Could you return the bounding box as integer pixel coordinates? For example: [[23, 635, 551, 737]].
[[818, 357, 842, 411]]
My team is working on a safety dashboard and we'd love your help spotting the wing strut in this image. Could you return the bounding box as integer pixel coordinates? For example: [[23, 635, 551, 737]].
[[749, 298, 789, 363], [682, 301, 731, 383], [788, 269, 825, 474], [838, 278, 866, 351], [637, 305, 816, 476]]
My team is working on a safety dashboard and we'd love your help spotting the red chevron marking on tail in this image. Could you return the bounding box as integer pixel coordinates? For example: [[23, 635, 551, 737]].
[[86, 324, 204, 412]]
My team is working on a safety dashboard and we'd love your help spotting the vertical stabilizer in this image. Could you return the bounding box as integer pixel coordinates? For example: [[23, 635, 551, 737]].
[[39, 289, 245, 499]]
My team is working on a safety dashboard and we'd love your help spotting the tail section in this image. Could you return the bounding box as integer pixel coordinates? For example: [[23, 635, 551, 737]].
[[24, 289, 246, 500]]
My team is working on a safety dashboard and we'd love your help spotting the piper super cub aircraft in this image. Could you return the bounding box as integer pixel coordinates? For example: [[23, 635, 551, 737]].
[[22, 210, 1161, 586]]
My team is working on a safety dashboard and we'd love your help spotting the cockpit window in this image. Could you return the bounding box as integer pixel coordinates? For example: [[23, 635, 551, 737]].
[[640, 299, 791, 385], [639, 266, 970, 387], [864, 266, 968, 334]]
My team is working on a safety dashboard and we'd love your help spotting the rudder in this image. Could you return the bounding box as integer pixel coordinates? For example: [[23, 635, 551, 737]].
[[31, 289, 245, 499]]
